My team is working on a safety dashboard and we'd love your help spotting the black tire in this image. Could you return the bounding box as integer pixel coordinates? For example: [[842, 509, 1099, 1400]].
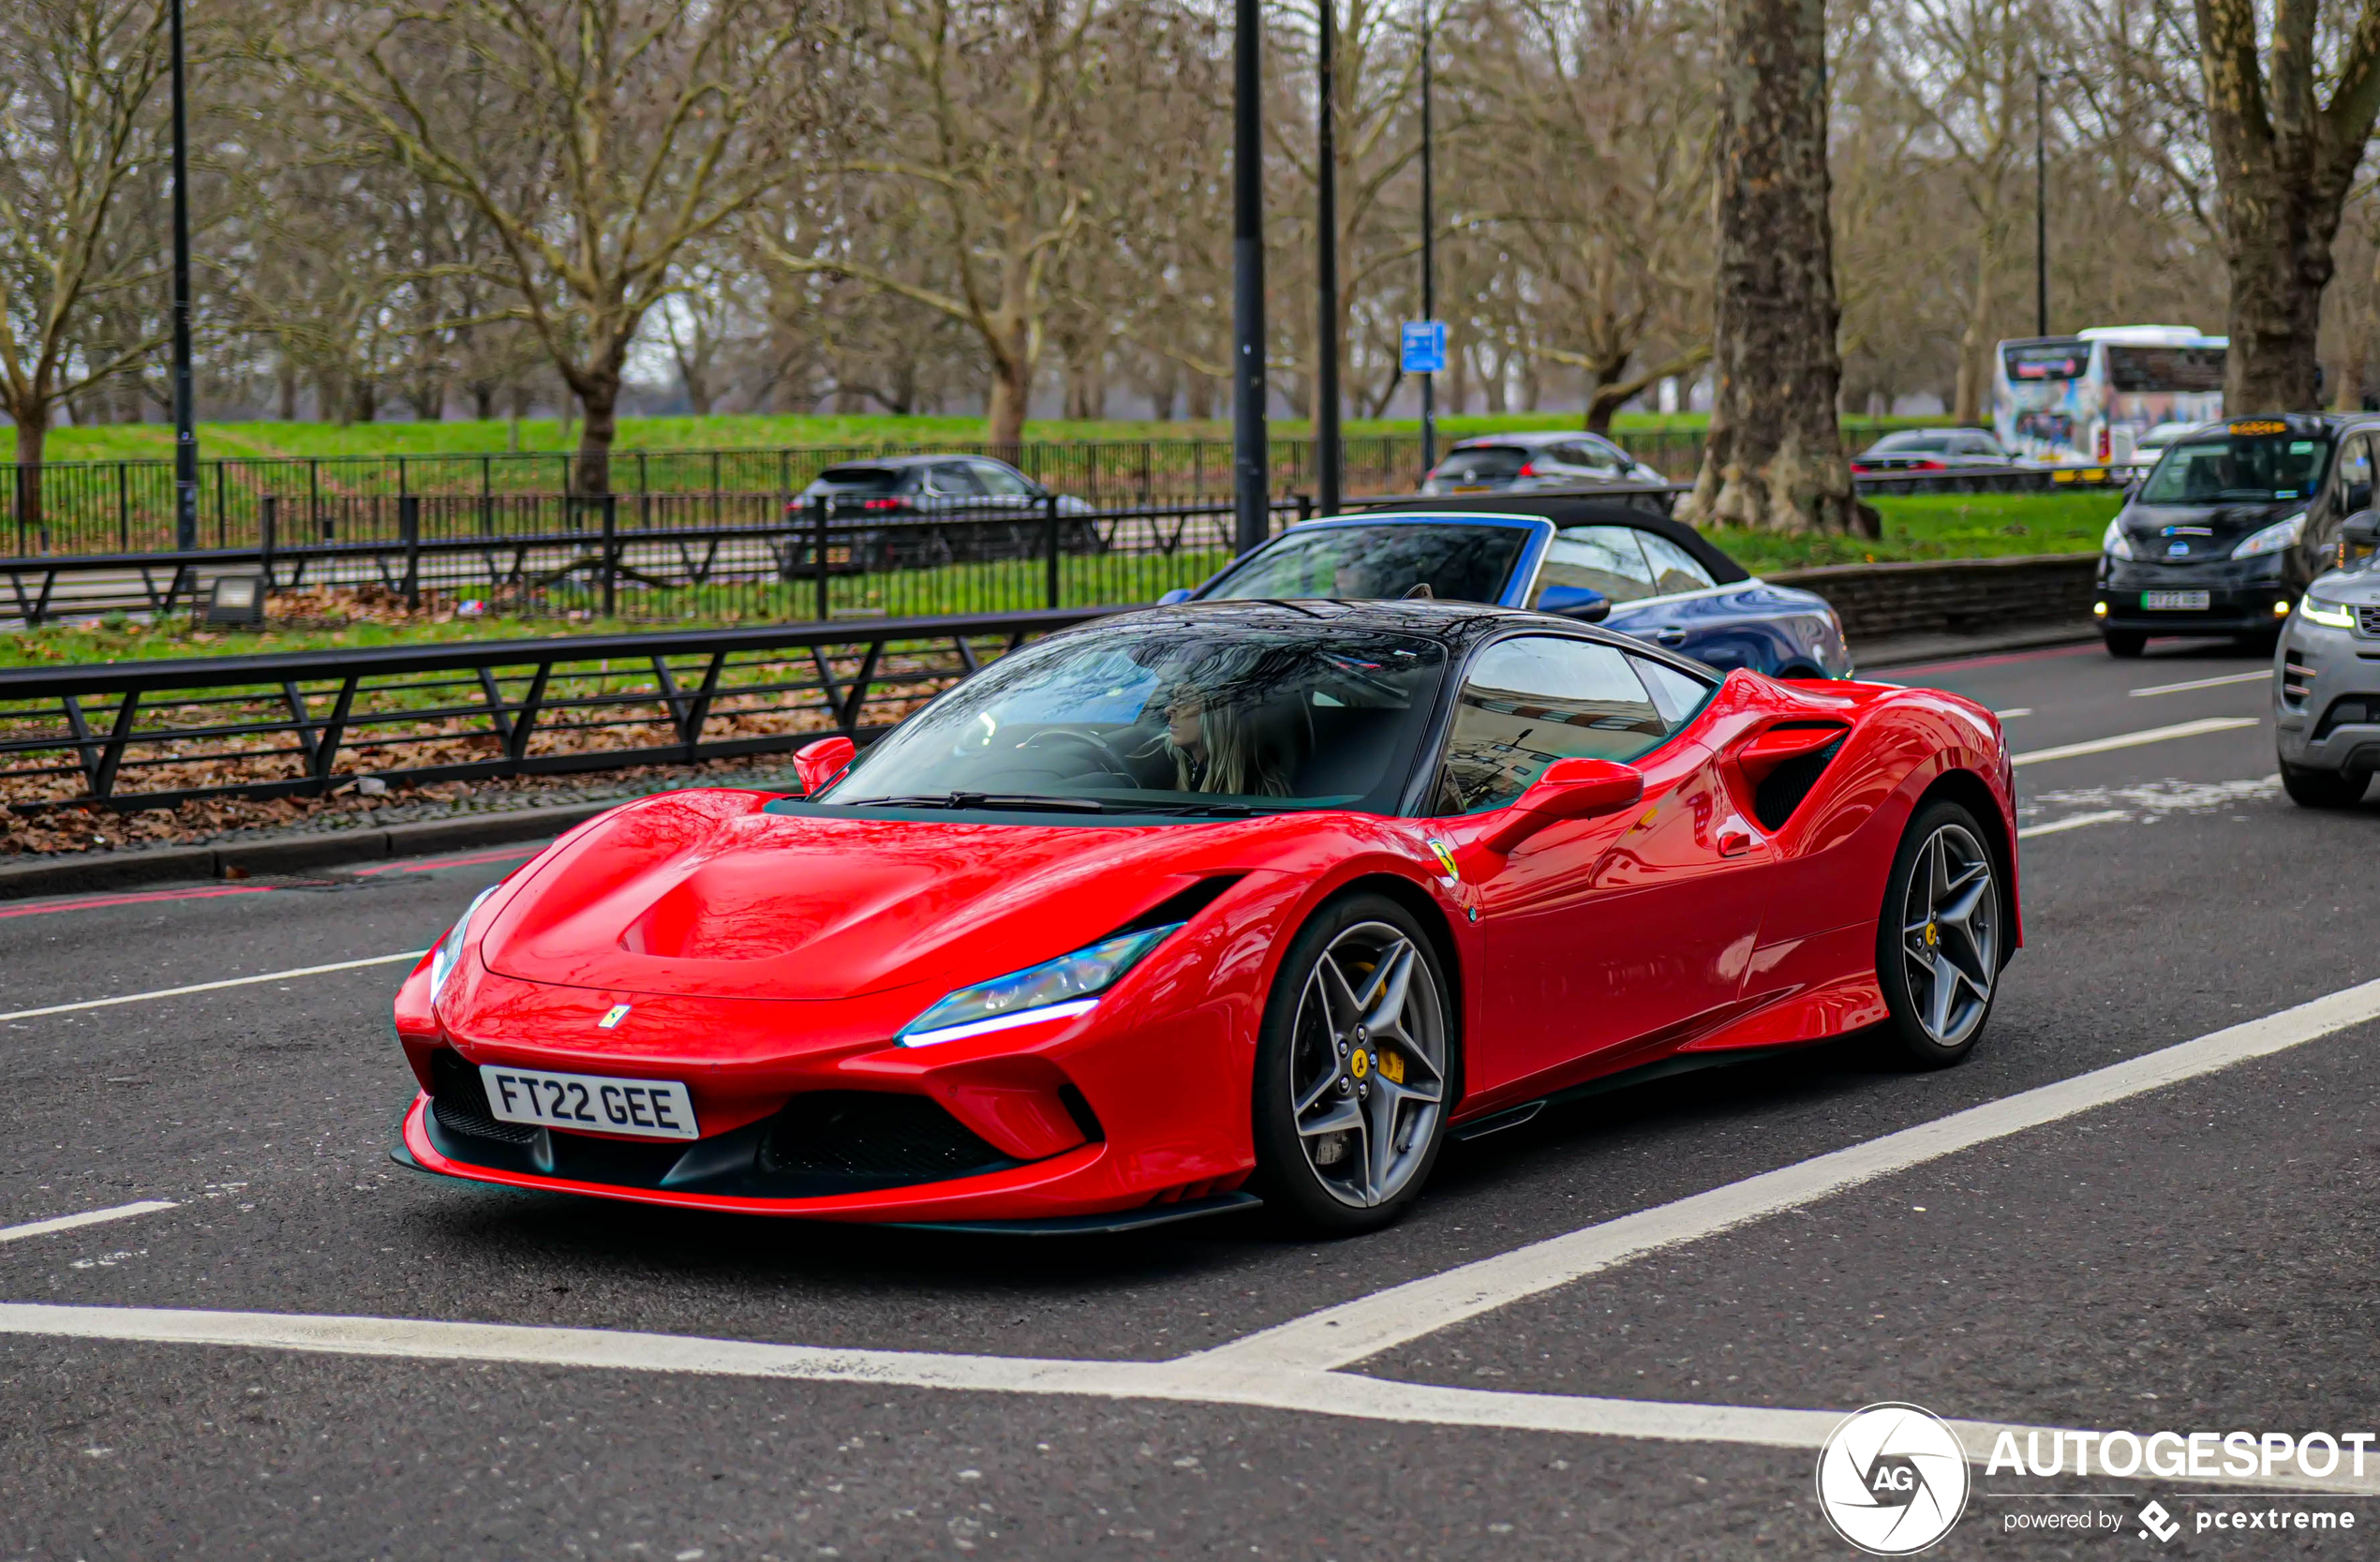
[[2281, 760, 2370, 808], [1251, 893, 1456, 1235], [2102, 630, 2146, 658], [1875, 800, 2003, 1068]]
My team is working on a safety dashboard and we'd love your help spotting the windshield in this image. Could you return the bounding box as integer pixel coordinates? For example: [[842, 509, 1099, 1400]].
[[2003, 340, 2088, 381], [2105, 346, 2224, 393], [1434, 447, 1527, 482], [821, 621, 1449, 817], [1199, 522, 1528, 604], [1867, 433, 1952, 454], [2139, 431, 2332, 504]]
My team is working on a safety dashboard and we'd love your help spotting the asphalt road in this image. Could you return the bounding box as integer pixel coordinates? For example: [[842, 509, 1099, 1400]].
[[6, 632, 2378, 1558]]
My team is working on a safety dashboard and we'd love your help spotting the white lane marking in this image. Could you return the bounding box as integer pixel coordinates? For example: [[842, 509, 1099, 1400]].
[[0, 951, 425, 1024], [0, 1302, 2366, 1493], [2130, 670, 2271, 697], [1190, 975, 2380, 1376], [2016, 810, 2128, 840], [1992, 707, 2033, 718], [0, 1201, 177, 1245], [0, 1295, 2360, 1495], [2014, 717, 2258, 766]]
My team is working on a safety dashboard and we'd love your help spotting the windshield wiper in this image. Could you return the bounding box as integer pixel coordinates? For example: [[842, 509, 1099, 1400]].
[[840, 791, 1112, 813]]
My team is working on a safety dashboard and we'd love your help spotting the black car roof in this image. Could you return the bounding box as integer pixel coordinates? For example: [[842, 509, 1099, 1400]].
[[1066, 597, 1660, 659], [1352, 495, 1750, 586], [822, 454, 1006, 471]]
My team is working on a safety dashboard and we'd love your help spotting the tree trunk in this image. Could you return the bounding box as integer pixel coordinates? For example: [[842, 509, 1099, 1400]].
[[1681, 0, 1870, 535], [2215, 171, 2340, 411], [985, 337, 1033, 450], [12, 410, 47, 549], [1186, 370, 1215, 421], [1953, 255, 1993, 425], [276, 360, 299, 421], [573, 371, 620, 498]]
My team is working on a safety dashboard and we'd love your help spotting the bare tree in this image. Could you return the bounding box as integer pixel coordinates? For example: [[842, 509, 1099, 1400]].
[[0, 0, 174, 535], [1682, 0, 1869, 534], [278, 0, 833, 492]]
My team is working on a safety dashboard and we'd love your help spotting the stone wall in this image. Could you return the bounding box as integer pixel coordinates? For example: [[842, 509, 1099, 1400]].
[[1767, 553, 2098, 643]]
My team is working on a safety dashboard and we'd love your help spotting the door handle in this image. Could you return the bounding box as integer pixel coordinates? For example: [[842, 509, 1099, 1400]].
[[1654, 627, 1688, 646]]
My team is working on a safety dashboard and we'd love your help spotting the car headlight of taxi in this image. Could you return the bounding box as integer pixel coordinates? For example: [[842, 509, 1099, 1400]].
[[426, 885, 498, 1003], [900, 923, 1183, 1047], [2299, 591, 2357, 630], [2235, 512, 2306, 558], [2101, 518, 2135, 560]]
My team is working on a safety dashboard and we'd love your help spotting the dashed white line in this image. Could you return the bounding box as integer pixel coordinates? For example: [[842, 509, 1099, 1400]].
[[2130, 670, 2271, 697], [2016, 810, 2129, 840], [2014, 717, 2258, 766], [0, 950, 426, 1024], [1189, 974, 2380, 1376], [0, 1201, 177, 1245], [1993, 707, 2034, 719]]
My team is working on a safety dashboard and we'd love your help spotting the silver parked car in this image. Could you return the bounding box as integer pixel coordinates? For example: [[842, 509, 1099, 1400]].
[[1418, 431, 1670, 512]]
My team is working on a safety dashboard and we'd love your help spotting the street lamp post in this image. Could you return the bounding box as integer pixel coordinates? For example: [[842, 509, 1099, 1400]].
[[170, 0, 198, 551], [1316, 3, 1342, 517], [1231, 0, 1270, 555], [1419, 17, 1436, 470], [2034, 68, 2048, 338]]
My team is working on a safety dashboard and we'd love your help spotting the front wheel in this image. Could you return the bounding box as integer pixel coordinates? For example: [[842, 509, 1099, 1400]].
[[2281, 760, 2370, 808], [1251, 895, 1455, 1234], [2102, 630, 2146, 658], [1876, 801, 2003, 1067]]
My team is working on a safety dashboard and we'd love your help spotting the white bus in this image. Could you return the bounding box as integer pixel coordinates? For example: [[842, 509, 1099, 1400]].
[[1993, 324, 2226, 467]]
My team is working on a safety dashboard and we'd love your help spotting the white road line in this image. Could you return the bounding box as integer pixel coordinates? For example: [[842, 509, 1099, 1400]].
[[2014, 717, 2258, 766], [2016, 810, 2129, 840], [1189, 974, 2380, 1376], [1993, 707, 2033, 718], [0, 1302, 2367, 1492], [0, 950, 425, 1024], [2131, 670, 2272, 697], [0, 1200, 176, 1245]]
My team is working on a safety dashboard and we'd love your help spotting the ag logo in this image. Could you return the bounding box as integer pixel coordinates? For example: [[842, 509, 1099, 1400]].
[[1815, 1403, 1970, 1555]]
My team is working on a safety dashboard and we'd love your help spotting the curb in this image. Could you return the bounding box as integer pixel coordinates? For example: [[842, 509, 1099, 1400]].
[[0, 800, 618, 902], [1856, 623, 2100, 670]]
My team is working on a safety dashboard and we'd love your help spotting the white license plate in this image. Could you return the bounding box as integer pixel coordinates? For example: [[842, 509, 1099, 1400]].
[[479, 1064, 698, 1140], [2142, 590, 2210, 611]]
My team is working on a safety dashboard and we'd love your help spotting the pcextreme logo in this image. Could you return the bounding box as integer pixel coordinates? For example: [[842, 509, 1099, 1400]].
[[1815, 1403, 1971, 1555]]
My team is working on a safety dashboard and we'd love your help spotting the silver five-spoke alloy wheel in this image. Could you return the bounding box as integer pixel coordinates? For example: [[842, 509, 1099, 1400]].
[[1287, 921, 1449, 1208], [1897, 820, 1999, 1048]]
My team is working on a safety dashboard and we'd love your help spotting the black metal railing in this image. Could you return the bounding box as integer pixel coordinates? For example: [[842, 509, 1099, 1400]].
[[0, 607, 1108, 812]]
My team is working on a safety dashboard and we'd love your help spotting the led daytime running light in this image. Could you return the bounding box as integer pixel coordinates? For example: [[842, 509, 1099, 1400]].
[[427, 885, 498, 1003], [2300, 592, 2356, 629], [900, 923, 1183, 1047]]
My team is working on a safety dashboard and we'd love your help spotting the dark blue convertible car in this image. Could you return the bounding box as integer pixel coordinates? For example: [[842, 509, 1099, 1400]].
[[1160, 497, 1852, 677]]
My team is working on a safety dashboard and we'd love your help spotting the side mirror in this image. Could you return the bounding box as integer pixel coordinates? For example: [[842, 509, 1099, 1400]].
[[1535, 585, 1612, 622], [1480, 757, 1644, 854], [793, 736, 856, 796], [1156, 587, 1195, 605], [2344, 510, 2380, 549]]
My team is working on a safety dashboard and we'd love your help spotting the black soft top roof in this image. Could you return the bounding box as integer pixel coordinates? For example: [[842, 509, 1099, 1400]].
[[1355, 495, 1750, 586]]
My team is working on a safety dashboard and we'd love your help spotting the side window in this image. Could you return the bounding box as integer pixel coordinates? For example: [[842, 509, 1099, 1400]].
[[1637, 531, 1718, 594], [972, 460, 1034, 497], [1433, 636, 1669, 814], [1531, 526, 1659, 608], [1628, 654, 1717, 726], [1584, 437, 1633, 470], [926, 463, 983, 497], [2335, 436, 2373, 510]]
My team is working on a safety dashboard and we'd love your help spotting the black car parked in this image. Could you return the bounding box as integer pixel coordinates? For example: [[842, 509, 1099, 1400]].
[[785, 454, 1101, 572]]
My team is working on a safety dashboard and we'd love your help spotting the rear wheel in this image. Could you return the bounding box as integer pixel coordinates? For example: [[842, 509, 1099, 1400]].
[[2281, 760, 2370, 808], [2102, 630, 2146, 658], [1876, 801, 2002, 1067], [1252, 895, 1454, 1234]]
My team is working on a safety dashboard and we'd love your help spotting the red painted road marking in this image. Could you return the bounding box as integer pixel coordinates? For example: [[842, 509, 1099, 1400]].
[[352, 845, 541, 877], [0, 885, 276, 921]]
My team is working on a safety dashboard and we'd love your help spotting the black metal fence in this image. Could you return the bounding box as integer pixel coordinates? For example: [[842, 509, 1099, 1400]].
[[0, 607, 1105, 811], [5, 423, 1973, 557]]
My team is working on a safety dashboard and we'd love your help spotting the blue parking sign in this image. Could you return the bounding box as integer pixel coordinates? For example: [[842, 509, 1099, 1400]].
[[1401, 320, 1447, 375]]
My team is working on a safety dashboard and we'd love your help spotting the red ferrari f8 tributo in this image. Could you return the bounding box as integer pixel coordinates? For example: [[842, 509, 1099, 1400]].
[[392, 601, 2018, 1233]]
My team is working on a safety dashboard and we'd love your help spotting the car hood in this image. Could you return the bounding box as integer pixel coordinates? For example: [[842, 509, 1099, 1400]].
[[477, 788, 1274, 1003], [2308, 562, 2380, 604], [2119, 498, 2302, 559]]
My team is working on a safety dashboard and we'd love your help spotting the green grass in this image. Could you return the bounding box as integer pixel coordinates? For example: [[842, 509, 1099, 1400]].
[[37, 409, 1954, 464], [0, 610, 662, 671], [1715, 491, 2120, 573]]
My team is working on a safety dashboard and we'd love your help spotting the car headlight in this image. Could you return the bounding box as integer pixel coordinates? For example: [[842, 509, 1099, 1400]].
[[2235, 512, 2306, 558], [2299, 591, 2357, 629], [427, 885, 499, 1004], [899, 923, 1182, 1047], [2102, 518, 2135, 560]]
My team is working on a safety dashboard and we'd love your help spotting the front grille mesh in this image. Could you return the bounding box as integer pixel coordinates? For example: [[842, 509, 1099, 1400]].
[[2357, 604, 2380, 637], [428, 1050, 537, 1145], [762, 1092, 1012, 1180]]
